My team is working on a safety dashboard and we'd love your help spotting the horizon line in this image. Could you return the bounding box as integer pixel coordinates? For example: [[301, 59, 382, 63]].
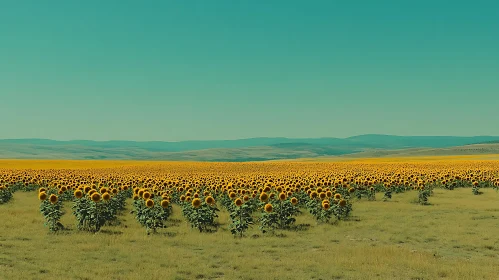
[[0, 134, 498, 143]]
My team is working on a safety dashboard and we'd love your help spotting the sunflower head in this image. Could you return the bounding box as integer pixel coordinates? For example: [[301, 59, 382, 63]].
[[145, 199, 154, 208], [243, 195, 250, 202], [161, 200, 169, 208], [102, 192, 111, 201], [192, 198, 202, 208], [205, 196, 215, 205], [74, 189, 83, 199], [264, 203, 273, 213], [322, 202, 330, 210], [310, 191, 318, 199], [234, 198, 243, 207], [259, 192, 269, 202], [339, 199, 347, 207], [348, 187, 355, 193], [278, 192, 286, 201], [290, 197, 298, 205], [91, 192, 101, 203], [38, 192, 47, 201], [49, 194, 58, 204], [334, 193, 341, 200]]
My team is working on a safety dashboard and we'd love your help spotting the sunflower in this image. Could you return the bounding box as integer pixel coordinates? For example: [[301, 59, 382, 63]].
[[259, 192, 269, 202], [339, 199, 347, 207], [38, 192, 47, 201], [133, 194, 140, 200], [229, 192, 237, 199], [205, 196, 215, 205], [38, 187, 46, 193], [180, 195, 186, 202], [264, 203, 273, 213], [161, 200, 169, 208], [369, 187, 375, 191], [322, 202, 330, 210], [310, 191, 318, 199], [243, 195, 250, 202], [192, 198, 202, 208], [348, 187, 355, 193], [334, 193, 341, 199], [145, 199, 154, 208], [143, 191, 151, 199], [319, 192, 327, 199], [326, 190, 332, 198], [278, 192, 286, 201], [74, 189, 83, 199], [290, 197, 298, 205], [102, 192, 111, 201], [49, 194, 58, 204], [234, 198, 243, 207], [91, 193, 101, 202]]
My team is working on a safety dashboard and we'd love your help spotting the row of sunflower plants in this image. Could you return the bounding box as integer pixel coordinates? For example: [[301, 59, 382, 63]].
[[72, 187, 129, 233], [306, 192, 352, 224], [38, 188, 65, 232], [180, 194, 219, 233], [258, 192, 300, 234], [133, 190, 172, 234]]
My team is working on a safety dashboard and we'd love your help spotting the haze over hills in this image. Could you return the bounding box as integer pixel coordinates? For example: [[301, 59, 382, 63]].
[[1, 135, 499, 162]]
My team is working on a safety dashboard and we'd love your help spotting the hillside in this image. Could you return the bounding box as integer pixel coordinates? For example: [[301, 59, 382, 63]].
[[1, 135, 499, 161]]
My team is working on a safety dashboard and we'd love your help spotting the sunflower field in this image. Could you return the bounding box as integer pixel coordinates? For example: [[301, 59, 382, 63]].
[[1, 159, 498, 237]]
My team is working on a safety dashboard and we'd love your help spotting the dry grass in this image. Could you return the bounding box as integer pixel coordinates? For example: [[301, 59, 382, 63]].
[[2, 188, 498, 280]]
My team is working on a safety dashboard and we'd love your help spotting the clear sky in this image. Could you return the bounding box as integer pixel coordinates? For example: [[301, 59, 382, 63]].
[[1, 0, 498, 141]]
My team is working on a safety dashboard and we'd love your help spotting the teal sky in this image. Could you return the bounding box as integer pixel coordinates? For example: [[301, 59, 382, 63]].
[[1, 0, 498, 141]]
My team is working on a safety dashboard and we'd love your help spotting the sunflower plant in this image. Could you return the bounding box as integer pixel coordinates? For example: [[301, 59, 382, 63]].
[[259, 194, 300, 233], [39, 190, 65, 232], [0, 185, 13, 204], [229, 198, 253, 237], [417, 186, 431, 205], [471, 181, 482, 195], [72, 191, 116, 232], [182, 196, 219, 232], [134, 196, 172, 234]]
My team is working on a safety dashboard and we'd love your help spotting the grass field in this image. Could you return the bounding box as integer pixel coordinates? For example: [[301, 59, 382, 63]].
[[1, 158, 499, 279]]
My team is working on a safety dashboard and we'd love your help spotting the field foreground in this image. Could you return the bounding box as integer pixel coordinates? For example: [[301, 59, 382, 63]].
[[1, 158, 499, 279]]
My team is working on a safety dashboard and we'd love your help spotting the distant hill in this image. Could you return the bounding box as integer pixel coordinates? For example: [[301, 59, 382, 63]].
[[1, 135, 499, 161]]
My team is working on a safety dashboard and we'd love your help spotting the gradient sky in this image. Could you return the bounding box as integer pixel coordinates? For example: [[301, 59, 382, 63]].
[[1, 0, 498, 141]]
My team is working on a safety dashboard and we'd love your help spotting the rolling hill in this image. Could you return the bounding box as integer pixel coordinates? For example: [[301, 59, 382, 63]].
[[1, 135, 499, 161]]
